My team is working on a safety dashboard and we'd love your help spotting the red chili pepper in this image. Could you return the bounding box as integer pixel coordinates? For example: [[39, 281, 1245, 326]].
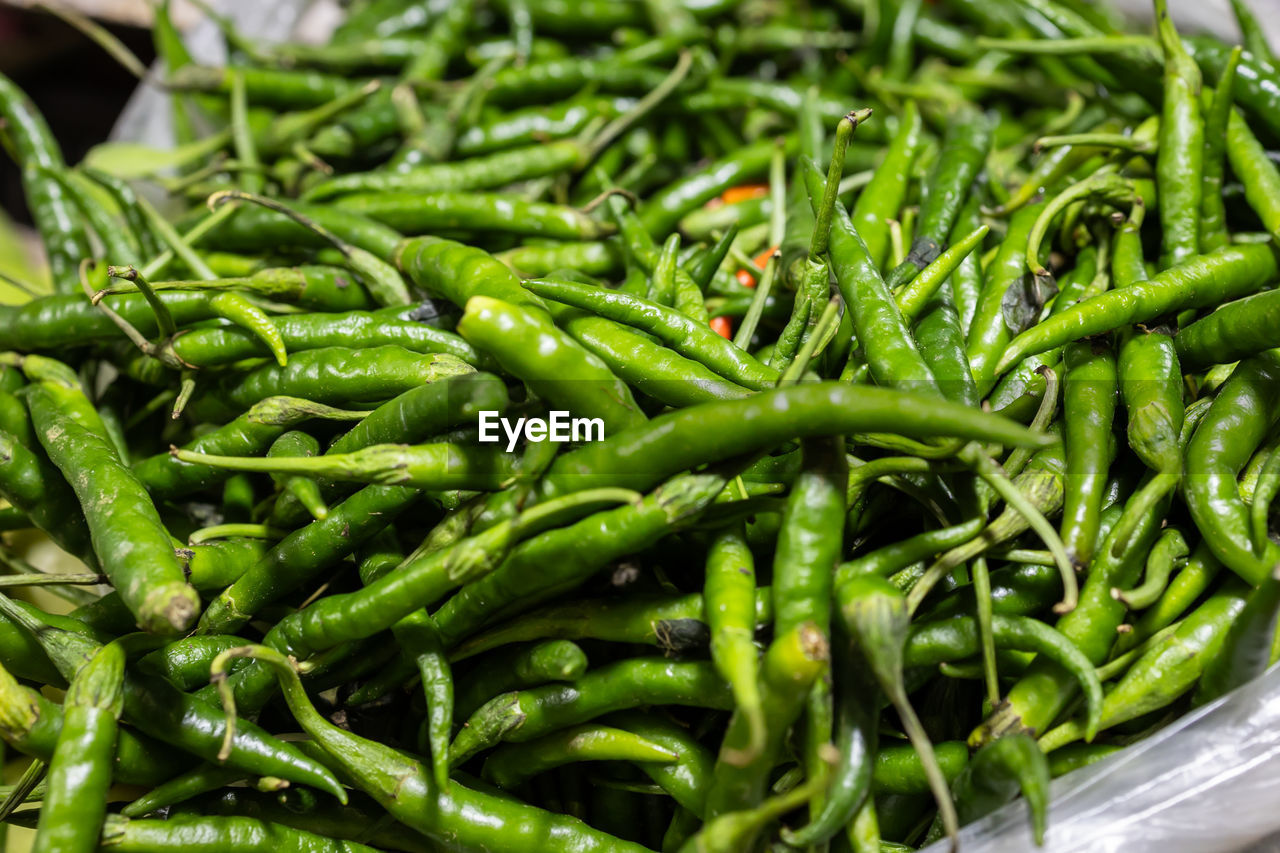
[[735, 245, 777, 289], [710, 316, 733, 338]]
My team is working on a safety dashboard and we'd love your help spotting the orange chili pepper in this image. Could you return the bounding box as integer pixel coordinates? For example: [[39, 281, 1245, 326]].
[[710, 316, 733, 339], [735, 245, 777, 289], [720, 183, 769, 205]]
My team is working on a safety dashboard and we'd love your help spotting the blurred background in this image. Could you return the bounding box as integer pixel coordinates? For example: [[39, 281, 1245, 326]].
[[0, 0, 1273, 275]]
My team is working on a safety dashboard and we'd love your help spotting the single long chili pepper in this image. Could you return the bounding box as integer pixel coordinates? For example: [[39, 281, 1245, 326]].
[[95, 814, 378, 853], [702, 524, 766, 759], [851, 100, 923, 271], [338, 191, 614, 241], [0, 72, 90, 291], [327, 370, 508, 456], [449, 588, 769, 661], [1059, 338, 1117, 568], [101, 265, 378, 313], [197, 201, 402, 261], [996, 242, 1280, 374], [453, 640, 588, 720], [482, 724, 678, 789], [0, 599, 345, 799], [543, 382, 1047, 497], [216, 645, 651, 853], [451, 658, 732, 766], [1199, 46, 1241, 253], [201, 347, 472, 414], [181, 788, 434, 852], [1225, 108, 1280, 245], [904, 614, 1103, 740], [32, 641, 124, 853], [122, 762, 265, 818], [133, 396, 363, 498], [641, 139, 779, 238], [166, 64, 358, 109], [1185, 351, 1280, 585], [525, 277, 779, 389], [305, 140, 586, 200], [16, 362, 198, 635], [1153, 0, 1204, 269], [1038, 580, 1249, 752], [1175, 290, 1280, 369], [174, 441, 517, 491]]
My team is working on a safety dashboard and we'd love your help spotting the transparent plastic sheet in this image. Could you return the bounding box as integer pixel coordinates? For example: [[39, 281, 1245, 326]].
[[920, 664, 1280, 853]]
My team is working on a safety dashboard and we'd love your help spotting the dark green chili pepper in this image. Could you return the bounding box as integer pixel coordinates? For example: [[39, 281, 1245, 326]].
[[641, 140, 778, 238], [850, 102, 924, 271], [967, 200, 1047, 392], [167, 64, 358, 109], [544, 382, 1048, 496], [1153, 0, 1204, 269], [482, 724, 678, 789], [885, 105, 993, 290], [1059, 339, 1117, 568], [453, 640, 588, 720], [1199, 46, 1242, 253]]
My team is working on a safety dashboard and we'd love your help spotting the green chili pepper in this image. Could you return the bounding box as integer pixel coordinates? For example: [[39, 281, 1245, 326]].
[[32, 641, 124, 853]]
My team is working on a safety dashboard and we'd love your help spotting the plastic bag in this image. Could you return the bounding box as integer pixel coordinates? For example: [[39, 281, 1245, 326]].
[[920, 664, 1280, 853]]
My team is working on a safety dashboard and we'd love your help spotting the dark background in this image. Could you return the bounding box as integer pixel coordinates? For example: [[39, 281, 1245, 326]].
[[0, 6, 155, 227]]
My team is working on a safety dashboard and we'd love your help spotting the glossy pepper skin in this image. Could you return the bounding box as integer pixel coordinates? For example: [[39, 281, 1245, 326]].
[[22, 369, 199, 636]]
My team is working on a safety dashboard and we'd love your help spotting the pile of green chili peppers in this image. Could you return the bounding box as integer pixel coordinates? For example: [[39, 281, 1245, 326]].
[[1, 0, 1280, 849]]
